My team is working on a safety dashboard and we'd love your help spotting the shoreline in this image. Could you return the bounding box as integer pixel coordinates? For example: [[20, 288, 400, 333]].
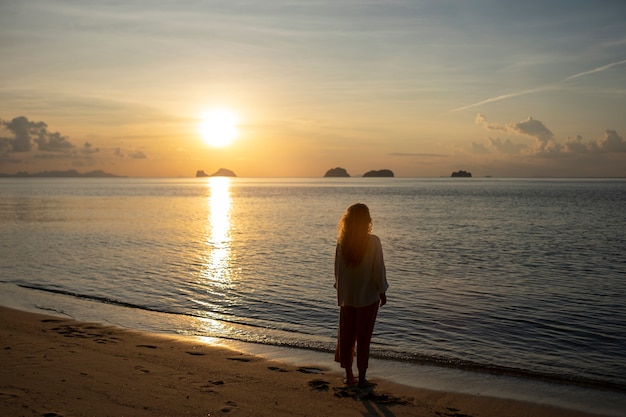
[[0, 306, 616, 417], [1, 282, 625, 416]]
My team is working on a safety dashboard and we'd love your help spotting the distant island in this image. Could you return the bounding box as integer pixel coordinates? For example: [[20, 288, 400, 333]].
[[324, 167, 350, 177], [451, 170, 472, 177], [196, 168, 237, 177], [0, 169, 121, 178], [324, 167, 395, 178], [363, 169, 394, 178]]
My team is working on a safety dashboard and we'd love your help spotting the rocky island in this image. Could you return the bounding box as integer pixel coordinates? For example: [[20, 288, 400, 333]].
[[196, 168, 237, 177], [363, 169, 394, 177], [451, 170, 472, 177], [324, 167, 395, 177], [324, 167, 350, 177]]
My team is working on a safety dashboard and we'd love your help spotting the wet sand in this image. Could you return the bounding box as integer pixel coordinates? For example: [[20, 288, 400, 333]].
[[0, 306, 607, 417]]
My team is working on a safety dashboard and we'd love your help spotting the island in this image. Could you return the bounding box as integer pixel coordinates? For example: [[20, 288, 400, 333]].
[[363, 169, 394, 178], [196, 168, 237, 177], [451, 170, 472, 177], [324, 167, 350, 177]]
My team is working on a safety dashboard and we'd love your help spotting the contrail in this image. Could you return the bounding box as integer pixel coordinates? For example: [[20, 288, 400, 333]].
[[450, 86, 551, 113], [450, 59, 626, 113], [563, 58, 626, 81]]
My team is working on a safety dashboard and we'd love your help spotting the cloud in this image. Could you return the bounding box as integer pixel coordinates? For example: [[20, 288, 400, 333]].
[[591, 130, 626, 153], [477, 114, 561, 155], [475, 114, 625, 157], [487, 137, 527, 154], [476, 113, 552, 141], [509, 117, 553, 142], [114, 147, 147, 159], [128, 151, 147, 159], [563, 135, 587, 153], [1, 116, 74, 153], [35, 132, 74, 152], [1, 116, 37, 152], [81, 142, 100, 155], [471, 142, 489, 154], [0, 116, 120, 173]]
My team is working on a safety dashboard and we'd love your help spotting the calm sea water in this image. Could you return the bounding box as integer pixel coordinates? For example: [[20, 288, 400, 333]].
[[1, 178, 625, 395]]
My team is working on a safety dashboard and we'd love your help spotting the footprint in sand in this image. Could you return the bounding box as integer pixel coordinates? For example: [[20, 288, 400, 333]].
[[221, 400, 237, 413], [186, 351, 206, 356], [297, 367, 324, 374], [0, 389, 22, 400], [199, 380, 225, 393], [206, 380, 224, 386], [134, 365, 150, 374], [227, 356, 251, 362], [268, 366, 289, 372], [333, 387, 353, 398], [436, 408, 473, 417], [308, 379, 330, 391], [49, 325, 118, 344], [94, 338, 117, 345], [51, 326, 85, 338]]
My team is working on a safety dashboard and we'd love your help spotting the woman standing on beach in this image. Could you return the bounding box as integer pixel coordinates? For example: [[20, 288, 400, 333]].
[[334, 203, 388, 387]]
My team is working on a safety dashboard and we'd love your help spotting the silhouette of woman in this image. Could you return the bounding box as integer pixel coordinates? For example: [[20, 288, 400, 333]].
[[334, 203, 388, 387]]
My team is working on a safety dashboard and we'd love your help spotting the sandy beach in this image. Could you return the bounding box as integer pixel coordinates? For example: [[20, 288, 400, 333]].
[[0, 306, 607, 417]]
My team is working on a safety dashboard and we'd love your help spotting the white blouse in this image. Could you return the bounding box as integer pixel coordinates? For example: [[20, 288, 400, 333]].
[[334, 234, 389, 307]]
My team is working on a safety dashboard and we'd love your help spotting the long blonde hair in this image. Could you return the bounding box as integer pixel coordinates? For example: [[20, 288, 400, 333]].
[[337, 203, 372, 266]]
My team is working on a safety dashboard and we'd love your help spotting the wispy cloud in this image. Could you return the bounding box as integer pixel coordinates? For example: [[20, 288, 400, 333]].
[[563, 59, 626, 81], [450, 87, 554, 113], [450, 59, 626, 113]]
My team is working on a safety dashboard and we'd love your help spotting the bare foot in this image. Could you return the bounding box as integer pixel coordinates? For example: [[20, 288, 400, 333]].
[[358, 379, 377, 388], [345, 370, 356, 386]]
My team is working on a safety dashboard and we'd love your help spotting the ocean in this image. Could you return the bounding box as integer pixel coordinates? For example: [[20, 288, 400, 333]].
[[1, 177, 625, 414]]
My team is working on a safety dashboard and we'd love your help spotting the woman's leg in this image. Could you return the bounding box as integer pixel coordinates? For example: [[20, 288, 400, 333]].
[[355, 302, 379, 386], [336, 306, 357, 384]]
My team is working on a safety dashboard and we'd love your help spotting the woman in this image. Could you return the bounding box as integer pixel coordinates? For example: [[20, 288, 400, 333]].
[[334, 203, 388, 387]]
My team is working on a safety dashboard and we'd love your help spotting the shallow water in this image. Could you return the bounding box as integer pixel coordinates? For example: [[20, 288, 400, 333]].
[[1, 177, 625, 399]]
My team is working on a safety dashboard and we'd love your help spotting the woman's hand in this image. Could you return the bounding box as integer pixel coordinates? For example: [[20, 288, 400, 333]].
[[379, 292, 387, 307]]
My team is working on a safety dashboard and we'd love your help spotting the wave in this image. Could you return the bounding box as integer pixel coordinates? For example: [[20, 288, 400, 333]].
[[18, 284, 274, 332], [375, 350, 626, 393], [19, 283, 626, 393]]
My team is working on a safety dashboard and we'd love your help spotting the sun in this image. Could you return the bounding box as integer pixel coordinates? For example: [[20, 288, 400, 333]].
[[199, 109, 239, 147]]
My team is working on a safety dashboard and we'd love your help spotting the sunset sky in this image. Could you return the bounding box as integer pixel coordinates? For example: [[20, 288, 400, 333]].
[[1, 1, 625, 178]]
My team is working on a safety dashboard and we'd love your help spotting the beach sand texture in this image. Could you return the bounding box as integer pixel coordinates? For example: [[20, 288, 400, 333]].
[[0, 307, 604, 417]]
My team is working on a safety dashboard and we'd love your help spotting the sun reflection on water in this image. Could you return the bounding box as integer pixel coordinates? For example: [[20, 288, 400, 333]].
[[202, 177, 233, 287]]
